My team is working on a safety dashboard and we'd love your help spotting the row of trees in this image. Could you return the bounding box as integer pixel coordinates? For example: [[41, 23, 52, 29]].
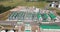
[[0, 5, 15, 14], [0, 0, 13, 2], [0, 0, 11, 1]]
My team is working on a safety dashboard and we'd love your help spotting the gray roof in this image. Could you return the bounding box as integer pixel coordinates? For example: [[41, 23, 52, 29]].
[[0, 21, 17, 26]]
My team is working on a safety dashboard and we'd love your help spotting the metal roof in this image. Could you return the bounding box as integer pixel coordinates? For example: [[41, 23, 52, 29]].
[[0, 21, 17, 26]]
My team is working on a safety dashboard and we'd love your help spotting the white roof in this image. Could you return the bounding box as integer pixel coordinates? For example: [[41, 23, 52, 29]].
[[1, 30, 6, 32]]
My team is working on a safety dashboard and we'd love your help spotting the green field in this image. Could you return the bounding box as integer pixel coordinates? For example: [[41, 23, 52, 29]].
[[0, 0, 48, 8]]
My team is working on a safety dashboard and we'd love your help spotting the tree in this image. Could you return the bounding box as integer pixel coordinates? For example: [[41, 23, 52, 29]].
[[0, 5, 14, 14]]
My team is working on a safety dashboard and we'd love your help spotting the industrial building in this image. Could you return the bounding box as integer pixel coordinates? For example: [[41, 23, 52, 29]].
[[0, 6, 60, 32]]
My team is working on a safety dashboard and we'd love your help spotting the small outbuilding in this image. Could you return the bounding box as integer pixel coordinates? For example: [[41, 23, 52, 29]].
[[49, 2, 56, 8], [58, 1, 60, 8]]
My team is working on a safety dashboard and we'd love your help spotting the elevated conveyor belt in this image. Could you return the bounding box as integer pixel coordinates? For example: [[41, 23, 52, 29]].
[[37, 13, 42, 20], [48, 13, 56, 19], [41, 13, 49, 22]]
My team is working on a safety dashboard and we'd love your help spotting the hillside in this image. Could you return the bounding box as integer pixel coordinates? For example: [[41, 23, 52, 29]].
[[0, 0, 60, 20]]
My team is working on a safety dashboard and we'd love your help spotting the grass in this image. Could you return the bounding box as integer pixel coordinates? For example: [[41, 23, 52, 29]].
[[48, 8, 60, 16], [0, 11, 11, 20], [0, 0, 48, 8]]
